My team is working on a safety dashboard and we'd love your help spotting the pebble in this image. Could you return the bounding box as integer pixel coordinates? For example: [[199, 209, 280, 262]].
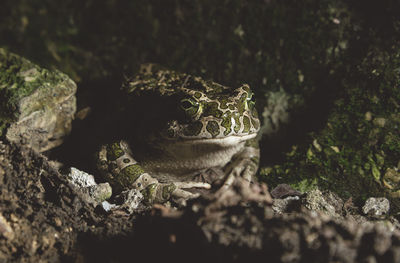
[[362, 197, 390, 217], [101, 201, 117, 212], [66, 167, 96, 187]]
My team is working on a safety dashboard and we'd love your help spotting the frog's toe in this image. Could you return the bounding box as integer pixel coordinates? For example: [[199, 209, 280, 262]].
[[174, 181, 211, 189], [172, 188, 200, 201], [224, 158, 258, 183], [217, 159, 258, 194], [192, 167, 225, 184]]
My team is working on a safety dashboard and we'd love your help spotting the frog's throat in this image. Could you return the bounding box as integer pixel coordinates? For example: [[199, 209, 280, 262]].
[[167, 133, 257, 146]]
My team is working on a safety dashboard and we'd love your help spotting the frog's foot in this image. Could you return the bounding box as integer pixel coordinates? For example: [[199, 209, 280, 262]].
[[141, 179, 211, 205], [174, 181, 211, 189], [171, 182, 211, 205], [191, 168, 225, 184], [170, 182, 211, 206], [97, 141, 211, 206], [217, 148, 259, 193]]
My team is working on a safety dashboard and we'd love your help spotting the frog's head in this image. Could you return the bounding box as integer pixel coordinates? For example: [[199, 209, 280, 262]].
[[124, 64, 260, 145]]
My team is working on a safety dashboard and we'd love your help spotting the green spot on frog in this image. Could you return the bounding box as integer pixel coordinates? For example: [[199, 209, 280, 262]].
[[115, 164, 145, 190], [194, 92, 202, 99], [241, 84, 251, 93], [183, 121, 203, 136], [234, 114, 241, 133], [162, 183, 176, 200], [206, 120, 220, 137], [236, 93, 247, 115], [219, 98, 229, 109], [106, 142, 124, 161], [203, 101, 222, 118], [251, 115, 260, 130], [208, 82, 225, 94], [142, 183, 157, 204], [221, 114, 232, 136], [243, 116, 251, 133]]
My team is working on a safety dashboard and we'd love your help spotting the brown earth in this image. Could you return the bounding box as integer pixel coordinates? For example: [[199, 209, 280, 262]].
[[0, 139, 400, 263]]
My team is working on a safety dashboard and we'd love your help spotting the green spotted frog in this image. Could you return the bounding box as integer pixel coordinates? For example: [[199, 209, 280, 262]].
[[96, 64, 260, 205]]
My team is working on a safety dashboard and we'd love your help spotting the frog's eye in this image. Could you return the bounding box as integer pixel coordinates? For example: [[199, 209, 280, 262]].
[[180, 98, 201, 117]]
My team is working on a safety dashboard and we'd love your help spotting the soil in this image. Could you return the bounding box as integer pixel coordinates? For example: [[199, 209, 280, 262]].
[[1, 139, 400, 262]]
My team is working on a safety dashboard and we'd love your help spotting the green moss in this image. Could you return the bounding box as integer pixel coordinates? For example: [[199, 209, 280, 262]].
[[260, 45, 400, 210], [0, 48, 74, 136]]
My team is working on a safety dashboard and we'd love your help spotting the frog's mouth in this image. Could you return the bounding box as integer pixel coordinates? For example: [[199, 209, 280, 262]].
[[165, 133, 258, 147]]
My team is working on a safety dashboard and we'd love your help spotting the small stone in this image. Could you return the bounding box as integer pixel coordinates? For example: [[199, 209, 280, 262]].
[[66, 167, 96, 188], [272, 196, 301, 214], [53, 217, 62, 227], [303, 189, 339, 217], [66, 167, 112, 203], [117, 189, 144, 213], [0, 214, 14, 240], [9, 214, 18, 223], [362, 197, 390, 217], [86, 183, 112, 202], [101, 201, 117, 212], [270, 184, 302, 199]]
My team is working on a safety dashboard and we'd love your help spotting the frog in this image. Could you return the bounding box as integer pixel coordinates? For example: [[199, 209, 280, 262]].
[[96, 64, 260, 205]]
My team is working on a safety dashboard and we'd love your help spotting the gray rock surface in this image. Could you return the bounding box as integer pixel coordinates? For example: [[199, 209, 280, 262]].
[[116, 189, 144, 213], [363, 197, 390, 217], [303, 189, 341, 218], [86, 183, 112, 203], [66, 167, 112, 203], [0, 48, 76, 152], [67, 167, 96, 187], [272, 196, 301, 214]]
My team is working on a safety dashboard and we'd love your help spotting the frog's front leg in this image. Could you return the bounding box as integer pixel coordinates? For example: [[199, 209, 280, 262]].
[[219, 139, 260, 192], [96, 140, 210, 205]]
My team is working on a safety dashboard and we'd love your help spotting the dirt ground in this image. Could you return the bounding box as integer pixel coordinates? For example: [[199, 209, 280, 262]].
[[1, 140, 400, 262]]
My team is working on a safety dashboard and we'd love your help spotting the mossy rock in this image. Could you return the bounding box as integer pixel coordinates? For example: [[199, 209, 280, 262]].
[[0, 48, 77, 152]]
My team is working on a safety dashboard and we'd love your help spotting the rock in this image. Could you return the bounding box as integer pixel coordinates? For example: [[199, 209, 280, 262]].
[[0, 48, 76, 152], [303, 189, 340, 217], [66, 167, 112, 203], [66, 167, 96, 188], [362, 197, 390, 217], [272, 196, 301, 214], [0, 213, 14, 240], [86, 183, 112, 203], [270, 184, 302, 199], [116, 189, 144, 213], [383, 168, 400, 198], [101, 201, 117, 212]]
